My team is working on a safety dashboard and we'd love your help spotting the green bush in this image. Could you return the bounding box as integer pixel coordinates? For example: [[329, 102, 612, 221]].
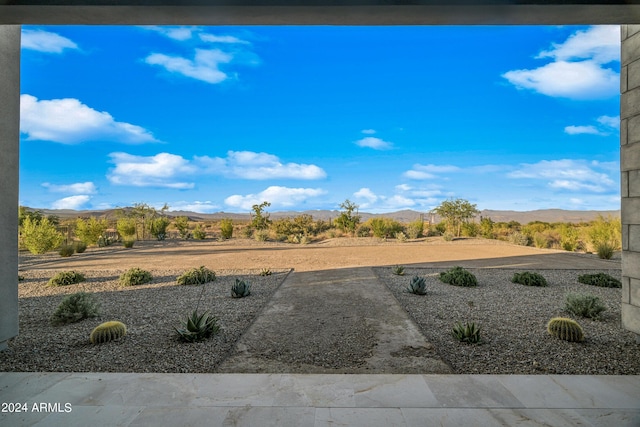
[[254, 229, 269, 242], [116, 217, 137, 241], [395, 231, 408, 242], [406, 276, 427, 295], [577, 273, 621, 288], [20, 216, 63, 254], [119, 268, 153, 287], [174, 216, 191, 239], [405, 219, 424, 239], [58, 245, 74, 257], [588, 215, 621, 254], [356, 224, 371, 237], [149, 217, 171, 241], [368, 217, 403, 239], [73, 241, 87, 253], [439, 266, 477, 287], [595, 241, 615, 260], [508, 232, 529, 246], [50, 292, 100, 325], [219, 219, 233, 239], [511, 271, 547, 287], [175, 310, 219, 342], [461, 222, 480, 237], [48, 270, 86, 287], [452, 321, 481, 344], [123, 239, 135, 248], [443, 232, 454, 242], [192, 224, 206, 240], [565, 293, 607, 320], [75, 217, 108, 246], [177, 266, 216, 285]]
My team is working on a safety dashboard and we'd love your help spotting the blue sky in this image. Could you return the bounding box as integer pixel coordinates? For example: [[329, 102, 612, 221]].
[[19, 25, 621, 213]]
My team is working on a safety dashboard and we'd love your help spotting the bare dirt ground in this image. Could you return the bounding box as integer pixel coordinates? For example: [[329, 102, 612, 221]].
[[7, 237, 634, 375]]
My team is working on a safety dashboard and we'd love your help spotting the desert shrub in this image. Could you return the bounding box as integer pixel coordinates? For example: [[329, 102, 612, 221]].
[[565, 293, 607, 320], [240, 226, 253, 238], [21, 216, 63, 254], [442, 232, 454, 242], [219, 219, 233, 239], [119, 268, 153, 287], [392, 265, 405, 276], [75, 217, 108, 246], [260, 268, 272, 276], [511, 271, 547, 287], [577, 273, 621, 288], [368, 217, 404, 239], [558, 224, 579, 251], [533, 232, 551, 249], [73, 241, 87, 253], [254, 229, 269, 242], [58, 244, 74, 257], [231, 278, 251, 298], [356, 224, 371, 237], [595, 241, 615, 260], [48, 270, 86, 287], [479, 217, 495, 239], [97, 234, 115, 247], [461, 222, 480, 237], [406, 276, 427, 295], [149, 217, 171, 241], [395, 231, 408, 242], [123, 239, 135, 248], [439, 266, 477, 287], [175, 216, 191, 239], [547, 317, 584, 342], [452, 321, 481, 344], [587, 215, 621, 254], [434, 222, 447, 235], [175, 310, 219, 342], [116, 217, 137, 240], [405, 219, 424, 239], [177, 266, 216, 285], [50, 292, 100, 325], [508, 232, 529, 246], [192, 224, 206, 240]]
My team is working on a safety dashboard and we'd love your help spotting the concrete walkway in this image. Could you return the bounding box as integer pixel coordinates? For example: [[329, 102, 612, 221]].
[[217, 267, 450, 374], [1, 372, 639, 426]]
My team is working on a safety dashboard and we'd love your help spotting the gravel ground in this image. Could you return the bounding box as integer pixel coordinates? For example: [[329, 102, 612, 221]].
[[0, 268, 289, 373], [375, 267, 639, 375]]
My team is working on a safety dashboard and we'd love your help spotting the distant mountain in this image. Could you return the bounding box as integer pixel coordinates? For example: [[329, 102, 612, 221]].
[[28, 206, 620, 224]]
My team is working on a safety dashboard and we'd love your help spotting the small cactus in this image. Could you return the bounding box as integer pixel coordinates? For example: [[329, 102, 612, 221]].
[[259, 268, 272, 276], [90, 321, 127, 344], [231, 278, 251, 298], [392, 265, 405, 276], [406, 276, 427, 295], [452, 321, 481, 344], [547, 317, 584, 342]]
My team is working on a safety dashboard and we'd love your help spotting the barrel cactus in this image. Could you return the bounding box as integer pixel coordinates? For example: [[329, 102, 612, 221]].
[[231, 278, 251, 298], [406, 275, 427, 295], [546, 317, 584, 342], [90, 321, 127, 344]]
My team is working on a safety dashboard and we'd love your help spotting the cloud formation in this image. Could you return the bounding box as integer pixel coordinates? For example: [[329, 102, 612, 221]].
[[108, 152, 197, 189], [21, 29, 78, 53], [353, 184, 442, 211], [508, 159, 616, 193], [355, 136, 393, 150], [169, 201, 220, 213], [196, 151, 327, 180], [225, 186, 326, 210], [403, 164, 459, 180], [141, 26, 199, 41], [20, 95, 158, 144], [145, 49, 232, 84], [564, 114, 619, 136], [42, 182, 96, 194], [502, 26, 619, 100], [51, 195, 90, 210]]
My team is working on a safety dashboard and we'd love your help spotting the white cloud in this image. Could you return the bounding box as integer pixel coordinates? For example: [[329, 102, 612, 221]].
[[20, 94, 158, 144], [354, 188, 378, 204], [199, 33, 250, 44], [169, 201, 220, 213], [395, 184, 412, 192], [597, 115, 620, 129], [145, 49, 232, 84], [361, 129, 376, 135], [355, 137, 393, 150], [196, 150, 326, 180], [141, 26, 199, 41], [508, 159, 616, 193], [564, 125, 606, 136], [224, 186, 326, 210], [536, 26, 619, 64], [42, 182, 96, 194], [51, 195, 90, 210], [502, 26, 620, 100], [108, 152, 197, 189], [21, 29, 78, 53], [403, 164, 459, 180]]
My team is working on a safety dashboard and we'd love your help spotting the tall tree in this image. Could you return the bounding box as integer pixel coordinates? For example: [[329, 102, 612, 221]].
[[432, 198, 480, 237]]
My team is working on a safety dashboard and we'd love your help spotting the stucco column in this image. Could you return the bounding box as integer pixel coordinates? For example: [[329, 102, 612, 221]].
[[0, 26, 20, 351], [621, 25, 640, 341]]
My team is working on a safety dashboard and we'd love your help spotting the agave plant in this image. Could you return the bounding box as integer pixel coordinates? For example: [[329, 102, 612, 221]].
[[259, 268, 272, 276], [392, 265, 405, 276], [452, 321, 481, 344], [231, 278, 251, 298], [175, 310, 220, 342], [406, 275, 427, 295]]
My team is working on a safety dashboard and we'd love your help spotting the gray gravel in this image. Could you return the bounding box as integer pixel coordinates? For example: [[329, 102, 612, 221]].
[[1, 268, 289, 373], [375, 267, 639, 375]]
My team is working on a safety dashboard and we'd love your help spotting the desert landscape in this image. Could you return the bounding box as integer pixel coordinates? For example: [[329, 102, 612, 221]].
[[3, 236, 637, 376]]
